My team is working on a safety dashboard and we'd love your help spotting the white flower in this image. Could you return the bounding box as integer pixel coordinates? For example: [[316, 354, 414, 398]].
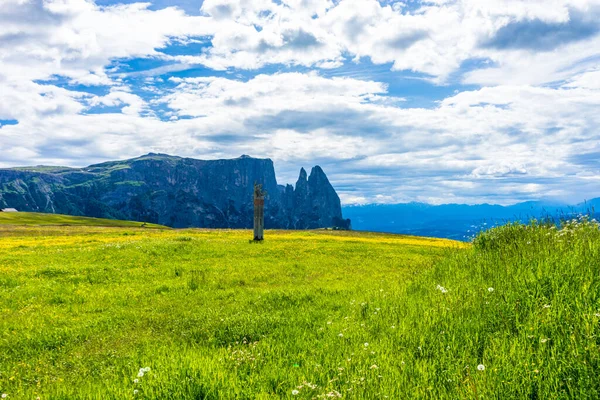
[[370, 364, 378, 369], [134, 379, 139, 384], [292, 389, 299, 395], [1, 394, 7, 399], [143, 367, 151, 372], [488, 287, 494, 292], [364, 343, 369, 347], [137, 371, 144, 377], [338, 333, 343, 337], [436, 285, 448, 294], [477, 364, 485, 371], [543, 304, 551, 309], [133, 389, 139, 395]]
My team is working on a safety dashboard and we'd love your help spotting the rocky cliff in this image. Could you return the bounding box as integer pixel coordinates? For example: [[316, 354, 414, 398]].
[[0, 153, 351, 229]]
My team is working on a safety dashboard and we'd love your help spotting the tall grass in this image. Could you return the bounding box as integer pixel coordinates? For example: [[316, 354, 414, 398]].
[[0, 221, 598, 399], [413, 216, 600, 398]]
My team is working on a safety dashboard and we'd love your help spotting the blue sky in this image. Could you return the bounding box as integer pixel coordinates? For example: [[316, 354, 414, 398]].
[[1, 0, 600, 205]]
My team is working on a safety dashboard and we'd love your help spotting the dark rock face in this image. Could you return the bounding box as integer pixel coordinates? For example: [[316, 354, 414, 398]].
[[279, 166, 348, 229], [0, 153, 351, 229]]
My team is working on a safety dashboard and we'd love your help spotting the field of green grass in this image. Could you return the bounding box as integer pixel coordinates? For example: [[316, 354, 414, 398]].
[[0, 212, 166, 229], [0, 215, 599, 399]]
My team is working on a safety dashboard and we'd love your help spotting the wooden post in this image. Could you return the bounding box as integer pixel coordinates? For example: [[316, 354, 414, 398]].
[[253, 183, 265, 241]]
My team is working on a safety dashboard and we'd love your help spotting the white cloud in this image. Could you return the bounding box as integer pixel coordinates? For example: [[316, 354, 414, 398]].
[[1, 0, 599, 87], [0, 0, 216, 85], [563, 68, 600, 90], [187, 0, 600, 84], [161, 72, 388, 117], [0, 79, 87, 121], [89, 89, 148, 115], [1, 0, 600, 205], [2, 68, 600, 203]]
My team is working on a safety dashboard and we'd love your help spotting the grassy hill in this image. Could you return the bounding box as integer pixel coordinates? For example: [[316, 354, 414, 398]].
[[0, 211, 167, 228], [0, 221, 598, 398]]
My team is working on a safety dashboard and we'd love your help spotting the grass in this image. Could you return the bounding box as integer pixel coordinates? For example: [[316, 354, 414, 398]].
[[0, 215, 598, 399], [0, 212, 167, 229]]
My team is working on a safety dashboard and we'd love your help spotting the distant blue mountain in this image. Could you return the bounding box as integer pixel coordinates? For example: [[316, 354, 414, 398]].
[[343, 199, 600, 241]]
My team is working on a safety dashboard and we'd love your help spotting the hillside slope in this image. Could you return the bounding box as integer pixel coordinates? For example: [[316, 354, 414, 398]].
[[0, 211, 167, 228]]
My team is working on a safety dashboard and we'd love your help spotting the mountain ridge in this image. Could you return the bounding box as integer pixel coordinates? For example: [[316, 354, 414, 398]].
[[343, 199, 599, 240], [0, 154, 351, 230]]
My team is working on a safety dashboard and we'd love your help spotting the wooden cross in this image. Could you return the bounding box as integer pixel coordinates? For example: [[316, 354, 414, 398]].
[[253, 183, 266, 241]]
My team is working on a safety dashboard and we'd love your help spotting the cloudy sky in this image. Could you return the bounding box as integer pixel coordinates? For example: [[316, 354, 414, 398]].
[[1, 0, 599, 205]]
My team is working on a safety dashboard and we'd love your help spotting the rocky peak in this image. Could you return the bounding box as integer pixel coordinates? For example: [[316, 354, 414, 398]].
[[308, 166, 328, 188], [277, 165, 350, 229], [295, 167, 308, 195], [297, 167, 308, 184], [308, 166, 345, 228]]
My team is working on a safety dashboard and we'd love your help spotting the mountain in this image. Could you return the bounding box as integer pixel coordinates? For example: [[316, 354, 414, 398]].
[[343, 200, 599, 241], [0, 153, 351, 230]]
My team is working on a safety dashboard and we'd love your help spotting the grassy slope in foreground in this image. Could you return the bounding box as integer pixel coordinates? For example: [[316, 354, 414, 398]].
[[0, 221, 599, 399], [0, 211, 167, 228]]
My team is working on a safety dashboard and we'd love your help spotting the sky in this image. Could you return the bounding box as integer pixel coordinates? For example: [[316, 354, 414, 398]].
[[1, 0, 599, 205]]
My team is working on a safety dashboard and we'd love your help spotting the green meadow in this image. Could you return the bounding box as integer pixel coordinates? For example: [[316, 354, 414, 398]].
[[0, 213, 599, 399], [0, 212, 166, 229]]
